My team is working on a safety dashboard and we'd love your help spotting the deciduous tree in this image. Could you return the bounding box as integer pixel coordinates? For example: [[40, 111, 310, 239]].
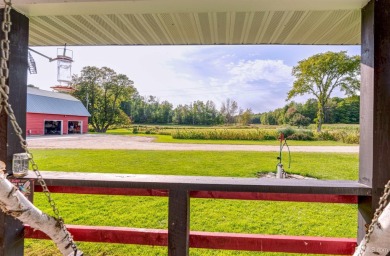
[[220, 98, 238, 124], [239, 108, 253, 125], [72, 66, 136, 132], [287, 51, 360, 131]]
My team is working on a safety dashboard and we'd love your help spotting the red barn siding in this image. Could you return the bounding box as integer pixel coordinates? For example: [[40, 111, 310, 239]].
[[27, 113, 88, 136]]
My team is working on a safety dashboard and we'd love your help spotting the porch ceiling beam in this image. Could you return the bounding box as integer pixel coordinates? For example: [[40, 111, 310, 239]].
[[13, 0, 370, 16], [1, 0, 369, 46]]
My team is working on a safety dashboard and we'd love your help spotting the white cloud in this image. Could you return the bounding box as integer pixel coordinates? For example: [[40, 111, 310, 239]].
[[192, 59, 294, 112], [227, 59, 293, 85]]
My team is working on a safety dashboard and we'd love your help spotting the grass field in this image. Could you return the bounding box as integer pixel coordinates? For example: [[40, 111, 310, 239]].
[[122, 123, 360, 145], [25, 149, 359, 255], [29, 149, 358, 180], [106, 129, 354, 146]]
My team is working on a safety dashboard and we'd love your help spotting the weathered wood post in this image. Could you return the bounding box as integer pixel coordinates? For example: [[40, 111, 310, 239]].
[[168, 189, 190, 256], [359, 0, 390, 242], [0, 8, 29, 255]]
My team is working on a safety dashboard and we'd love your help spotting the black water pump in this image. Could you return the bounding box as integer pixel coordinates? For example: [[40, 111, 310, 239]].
[[276, 133, 291, 178]]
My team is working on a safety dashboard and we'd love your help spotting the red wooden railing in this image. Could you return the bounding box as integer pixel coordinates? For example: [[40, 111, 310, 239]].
[[34, 186, 358, 204], [25, 225, 357, 254], [24, 172, 371, 255]]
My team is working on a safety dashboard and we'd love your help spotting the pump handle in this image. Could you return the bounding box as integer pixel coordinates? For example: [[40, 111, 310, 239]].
[[279, 133, 284, 142]]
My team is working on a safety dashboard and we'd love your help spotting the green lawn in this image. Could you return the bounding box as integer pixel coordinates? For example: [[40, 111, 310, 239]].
[[26, 149, 359, 255], [30, 149, 358, 180]]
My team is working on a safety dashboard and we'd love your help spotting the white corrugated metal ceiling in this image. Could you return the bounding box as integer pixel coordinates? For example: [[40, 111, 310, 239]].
[[11, 0, 369, 46]]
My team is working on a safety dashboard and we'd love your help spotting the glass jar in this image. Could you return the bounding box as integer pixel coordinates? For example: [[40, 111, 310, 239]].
[[12, 153, 30, 177]]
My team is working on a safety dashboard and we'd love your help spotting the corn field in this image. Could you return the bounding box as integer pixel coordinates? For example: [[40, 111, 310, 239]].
[[122, 124, 360, 144]]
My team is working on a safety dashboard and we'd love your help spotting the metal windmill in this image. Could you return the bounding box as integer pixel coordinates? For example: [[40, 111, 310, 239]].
[[28, 44, 75, 92]]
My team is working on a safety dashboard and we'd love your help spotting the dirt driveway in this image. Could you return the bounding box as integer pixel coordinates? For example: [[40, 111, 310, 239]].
[[27, 134, 359, 153]]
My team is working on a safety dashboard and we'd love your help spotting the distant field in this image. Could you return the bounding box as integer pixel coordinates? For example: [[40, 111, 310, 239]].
[[104, 123, 360, 144], [106, 127, 358, 146], [26, 149, 359, 255]]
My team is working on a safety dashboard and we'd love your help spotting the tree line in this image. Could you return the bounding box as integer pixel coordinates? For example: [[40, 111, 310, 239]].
[[121, 93, 359, 127], [120, 94, 249, 126], [257, 96, 359, 126], [70, 51, 360, 132]]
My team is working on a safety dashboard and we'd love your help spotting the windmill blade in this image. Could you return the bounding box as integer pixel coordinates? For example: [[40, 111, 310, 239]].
[[28, 51, 37, 74]]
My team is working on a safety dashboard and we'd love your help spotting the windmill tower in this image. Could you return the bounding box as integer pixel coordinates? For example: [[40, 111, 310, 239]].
[[28, 44, 75, 93]]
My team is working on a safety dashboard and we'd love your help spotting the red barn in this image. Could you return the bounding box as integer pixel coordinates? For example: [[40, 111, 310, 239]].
[[27, 87, 90, 136]]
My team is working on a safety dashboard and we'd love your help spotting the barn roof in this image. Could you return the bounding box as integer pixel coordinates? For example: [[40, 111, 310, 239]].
[[27, 87, 91, 117], [11, 0, 369, 46]]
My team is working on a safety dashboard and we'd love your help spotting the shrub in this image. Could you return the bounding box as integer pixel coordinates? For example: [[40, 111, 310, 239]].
[[277, 127, 296, 137], [145, 130, 156, 134], [332, 131, 359, 144], [132, 127, 139, 134], [287, 133, 314, 141], [157, 131, 171, 135], [313, 130, 359, 144], [344, 132, 360, 144], [314, 131, 337, 141], [331, 131, 346, 142], [263, 134, 277, 140], [172, 129, 278, 141]]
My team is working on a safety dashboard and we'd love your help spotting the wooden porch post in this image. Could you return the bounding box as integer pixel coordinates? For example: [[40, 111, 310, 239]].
[[0, 9, 29, 255], [168, 189, 190, 256], [359, 0, 390, 242]]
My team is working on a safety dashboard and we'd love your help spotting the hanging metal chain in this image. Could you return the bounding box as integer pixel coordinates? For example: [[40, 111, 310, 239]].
[[0, 0, 11, 113], [357, 179, 390, 256], [0, 1, 78, 255]]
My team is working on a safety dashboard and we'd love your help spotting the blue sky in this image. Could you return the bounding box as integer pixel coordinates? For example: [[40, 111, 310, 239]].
[[28, 45, 360, 113]]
